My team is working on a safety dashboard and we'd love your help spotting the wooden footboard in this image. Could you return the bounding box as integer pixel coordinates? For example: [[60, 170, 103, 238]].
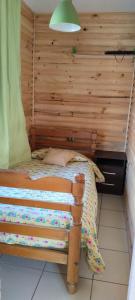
[[0, 171, 84, 294]]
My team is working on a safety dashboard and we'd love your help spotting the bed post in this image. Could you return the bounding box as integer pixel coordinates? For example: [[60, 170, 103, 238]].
[[67, 174, 84, 294]]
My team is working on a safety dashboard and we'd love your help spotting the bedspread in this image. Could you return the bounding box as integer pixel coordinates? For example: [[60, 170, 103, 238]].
[[0, 153, 105, 273]]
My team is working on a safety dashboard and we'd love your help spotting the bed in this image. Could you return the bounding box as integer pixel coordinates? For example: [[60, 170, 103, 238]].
[[0, 126, 105, 293]]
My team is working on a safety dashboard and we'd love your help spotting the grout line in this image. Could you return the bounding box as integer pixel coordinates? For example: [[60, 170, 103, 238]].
[[99, 224, 127, 230], [79, 275, 94, 280], [93, 278, 128, 287], [90, 278, 94, 300], [97, 194, 102, 236], [100, 194, 103, 210], [43, 266, 129, 287], [99, 225, 127, 231], [99, 247, 129, 254], [44, 269, 66, 275], [102, 194, 125, 199], [100, 207, 124, 212], [31, 263, 46, 300], [44, 269, 93, 281], [123, 209, 131, 265], [125, 212, 132, 266], [44, 265, 94, 281], [92, 272, 95, 280], [123, 193, 133, 263]]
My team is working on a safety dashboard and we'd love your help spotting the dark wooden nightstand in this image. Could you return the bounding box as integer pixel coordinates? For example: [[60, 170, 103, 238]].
[[95, 150, 127, 195]]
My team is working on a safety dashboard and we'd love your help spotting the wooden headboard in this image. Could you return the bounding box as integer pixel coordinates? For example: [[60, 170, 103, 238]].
[[30, 126, 97, 156]]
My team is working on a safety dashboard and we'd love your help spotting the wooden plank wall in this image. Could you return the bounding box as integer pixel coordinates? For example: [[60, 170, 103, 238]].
[[126, 68, 135, 243], [34, 13, 135, 151], [21, 2, 34, 132]]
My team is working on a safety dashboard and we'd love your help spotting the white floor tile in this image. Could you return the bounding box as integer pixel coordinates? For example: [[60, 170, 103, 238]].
[[0, 254, 45, 270], [33, 272, 92, 300], [98, 226, 128, 252], [91, 280, 127, 300], [0, 263, 41, 300], [100, 210, 126, 229], [45, 252, 93, 279], [102, 194, 124, 211], [94, 249, 130, 284]]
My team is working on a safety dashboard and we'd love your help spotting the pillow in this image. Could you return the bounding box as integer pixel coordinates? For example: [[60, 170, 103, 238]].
[[42, 148, 76, 167], [31, 148, 49, 160]]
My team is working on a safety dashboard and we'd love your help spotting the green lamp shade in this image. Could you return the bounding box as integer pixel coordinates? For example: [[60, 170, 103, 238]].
[[49, 0, 81, 32]]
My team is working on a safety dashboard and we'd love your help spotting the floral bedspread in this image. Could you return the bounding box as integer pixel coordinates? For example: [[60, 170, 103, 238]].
[[0, 152, 105, 273]]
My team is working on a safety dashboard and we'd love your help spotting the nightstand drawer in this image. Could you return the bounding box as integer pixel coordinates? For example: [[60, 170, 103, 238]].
[[97, 171, 124, 194], [102, 171, 117, 176], [98, 163, 124, 177], [96, 180, 123, 195], [102, 172, 123, 184]]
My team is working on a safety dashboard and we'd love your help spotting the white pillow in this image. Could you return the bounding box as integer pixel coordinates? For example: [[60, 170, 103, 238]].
[[43, 148, 76, 167], [31, 148, 49, 160]]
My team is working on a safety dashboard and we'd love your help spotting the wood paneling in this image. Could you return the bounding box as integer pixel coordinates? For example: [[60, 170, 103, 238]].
[[30, 126, 97, 157], [126, 68, 135, 243], [21, 2, 34, 131], [34, 13, 135, 151]]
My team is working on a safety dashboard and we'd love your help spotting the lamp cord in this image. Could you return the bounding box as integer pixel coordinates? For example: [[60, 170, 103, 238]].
[[32, 14, 35, 126]]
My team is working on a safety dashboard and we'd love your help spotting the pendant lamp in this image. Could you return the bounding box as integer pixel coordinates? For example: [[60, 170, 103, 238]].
[[49, 0, 81, 32]]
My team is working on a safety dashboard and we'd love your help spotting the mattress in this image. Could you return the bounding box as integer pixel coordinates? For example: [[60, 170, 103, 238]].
[[0, 152, 105, 273]]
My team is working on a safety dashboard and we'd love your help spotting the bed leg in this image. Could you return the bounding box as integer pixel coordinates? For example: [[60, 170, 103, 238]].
[[67, 225, 81, 294], [67, 283, 77, 294], [67, 173, 84, 294]]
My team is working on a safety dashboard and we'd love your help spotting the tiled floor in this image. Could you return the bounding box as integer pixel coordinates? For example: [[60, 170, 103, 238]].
[[0, 194, 130, 299]]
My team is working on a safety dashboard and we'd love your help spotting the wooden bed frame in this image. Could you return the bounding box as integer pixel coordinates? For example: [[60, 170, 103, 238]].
[[0, 172, 84, 294], [30, 126, 97, 157], [0, 126, 97, 293]]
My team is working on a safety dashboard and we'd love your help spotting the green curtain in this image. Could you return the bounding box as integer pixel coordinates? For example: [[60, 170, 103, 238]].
[[0, 0, 31, 169]]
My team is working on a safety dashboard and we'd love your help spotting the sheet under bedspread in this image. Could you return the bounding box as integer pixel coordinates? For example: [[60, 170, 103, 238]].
[[0, 188, 73, 249], [0, 154, 105, 273]]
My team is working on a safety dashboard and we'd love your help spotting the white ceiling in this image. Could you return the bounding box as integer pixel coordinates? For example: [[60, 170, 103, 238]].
[[24, 0, 135, 13]]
